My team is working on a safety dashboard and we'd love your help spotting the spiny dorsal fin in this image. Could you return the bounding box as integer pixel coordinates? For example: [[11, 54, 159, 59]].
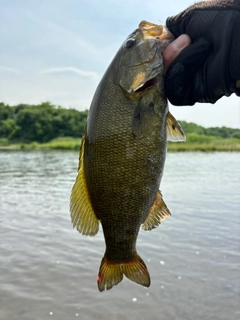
[[70, 125, 99, 236], [142, 191, 171, 231], [166, 111, 186, 142]]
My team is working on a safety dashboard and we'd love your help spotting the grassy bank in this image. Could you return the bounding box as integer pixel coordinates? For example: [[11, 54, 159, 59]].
[[0, 134, 240, 152], [168, 133, 240, 151], [0, 137, 81, 151]]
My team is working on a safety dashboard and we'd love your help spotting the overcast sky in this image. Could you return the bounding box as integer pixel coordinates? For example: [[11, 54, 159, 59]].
[[0, 0, 239, 128]]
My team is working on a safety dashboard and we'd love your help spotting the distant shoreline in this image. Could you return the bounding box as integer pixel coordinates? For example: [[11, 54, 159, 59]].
[[1, 136, 239, 152]]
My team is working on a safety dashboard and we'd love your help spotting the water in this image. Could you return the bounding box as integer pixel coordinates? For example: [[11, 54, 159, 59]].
[[0, 150, 239, 320]]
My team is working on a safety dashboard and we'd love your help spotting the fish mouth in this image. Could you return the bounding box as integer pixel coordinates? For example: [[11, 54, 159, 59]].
[[121, 76, 158, 100], [120, 75, 158, 100], [134, 77, 157, 93], [139, 21, 174, 42]]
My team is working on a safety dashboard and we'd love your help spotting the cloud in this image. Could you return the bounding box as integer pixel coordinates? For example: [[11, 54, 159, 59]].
[[0, 66, 19, 74], [39, 67, 100, 81]]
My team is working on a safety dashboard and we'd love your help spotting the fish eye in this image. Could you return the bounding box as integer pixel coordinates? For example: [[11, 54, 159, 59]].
[[126, 39, 136, 49]]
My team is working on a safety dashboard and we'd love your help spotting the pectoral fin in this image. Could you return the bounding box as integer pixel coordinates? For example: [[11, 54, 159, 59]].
[[142, 191, 171, 231], [70, 125, 99, 236], [132, 99, 156, 138], [166, 111, 186, 142]]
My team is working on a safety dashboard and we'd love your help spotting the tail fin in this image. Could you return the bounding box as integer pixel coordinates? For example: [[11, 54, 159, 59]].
[[97, 253, 150, 292]]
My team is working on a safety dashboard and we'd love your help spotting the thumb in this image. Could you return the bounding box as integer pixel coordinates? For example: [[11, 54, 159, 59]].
[[163, 34, 191, 73]]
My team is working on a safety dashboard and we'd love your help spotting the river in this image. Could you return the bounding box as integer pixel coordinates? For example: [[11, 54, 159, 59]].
[[0, 150, 239, 320]]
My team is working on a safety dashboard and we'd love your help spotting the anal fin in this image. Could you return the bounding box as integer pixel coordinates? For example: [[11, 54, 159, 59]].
[[142, 191, 171, 231]]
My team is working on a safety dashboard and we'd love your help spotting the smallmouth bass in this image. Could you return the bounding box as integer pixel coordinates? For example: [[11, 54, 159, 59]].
[[70, 21, 185, 292]]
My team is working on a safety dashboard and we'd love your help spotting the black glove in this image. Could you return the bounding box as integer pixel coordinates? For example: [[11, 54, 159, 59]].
[[165, 0, 240, 105]]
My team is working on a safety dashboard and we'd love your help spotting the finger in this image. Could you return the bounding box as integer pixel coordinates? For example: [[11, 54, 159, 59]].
[[163, 34, 191, 74]]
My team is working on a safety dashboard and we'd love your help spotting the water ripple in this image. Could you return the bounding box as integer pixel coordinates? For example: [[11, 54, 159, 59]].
[[0, 151, 239, 320]]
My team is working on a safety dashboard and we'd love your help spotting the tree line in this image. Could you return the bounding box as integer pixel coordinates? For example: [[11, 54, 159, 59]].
[[179, 120, 240, 139], [0, 102, 88, 143], [0, 102, 239, 143]]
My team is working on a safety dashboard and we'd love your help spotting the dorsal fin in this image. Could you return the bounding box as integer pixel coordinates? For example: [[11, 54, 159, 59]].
[[166, 111, 186, 142], [142, 191, 171, 231], [70, 125, 99, 236]]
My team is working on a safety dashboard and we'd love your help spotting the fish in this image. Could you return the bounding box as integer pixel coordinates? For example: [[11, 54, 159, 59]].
[[70, 21, 185, 292]]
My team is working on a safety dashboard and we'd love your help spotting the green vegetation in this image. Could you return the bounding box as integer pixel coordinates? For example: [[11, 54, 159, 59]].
[[178, 120, 240, 140], [8, 137, 81, 151], [168, 121, 240, 151], [168, 135, 240, 151], [0, 102, 87, 143], [0, 102, 239, 151]]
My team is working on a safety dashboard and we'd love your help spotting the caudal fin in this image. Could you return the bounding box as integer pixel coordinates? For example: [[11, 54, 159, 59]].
[[97, 253, 150, 292]]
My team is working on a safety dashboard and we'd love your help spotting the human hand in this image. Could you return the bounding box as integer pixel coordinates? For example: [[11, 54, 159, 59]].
[[163, 34, 191, 74], [163, 0, 240, 106]]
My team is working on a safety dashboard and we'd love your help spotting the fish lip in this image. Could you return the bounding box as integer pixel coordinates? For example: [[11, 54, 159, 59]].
[[139, 21, 174, 42], [155, 27, 174, 50], [159, 26, 174, 41]]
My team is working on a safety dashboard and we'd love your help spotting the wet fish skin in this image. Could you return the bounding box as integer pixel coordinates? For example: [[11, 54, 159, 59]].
[[70, 21, 185, 292]]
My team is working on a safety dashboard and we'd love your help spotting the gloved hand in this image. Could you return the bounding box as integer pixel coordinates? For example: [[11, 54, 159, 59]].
[[164, 0, 240, 106]]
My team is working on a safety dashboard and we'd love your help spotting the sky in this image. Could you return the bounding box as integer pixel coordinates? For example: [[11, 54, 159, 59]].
[[0, 0, 239, 128]]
